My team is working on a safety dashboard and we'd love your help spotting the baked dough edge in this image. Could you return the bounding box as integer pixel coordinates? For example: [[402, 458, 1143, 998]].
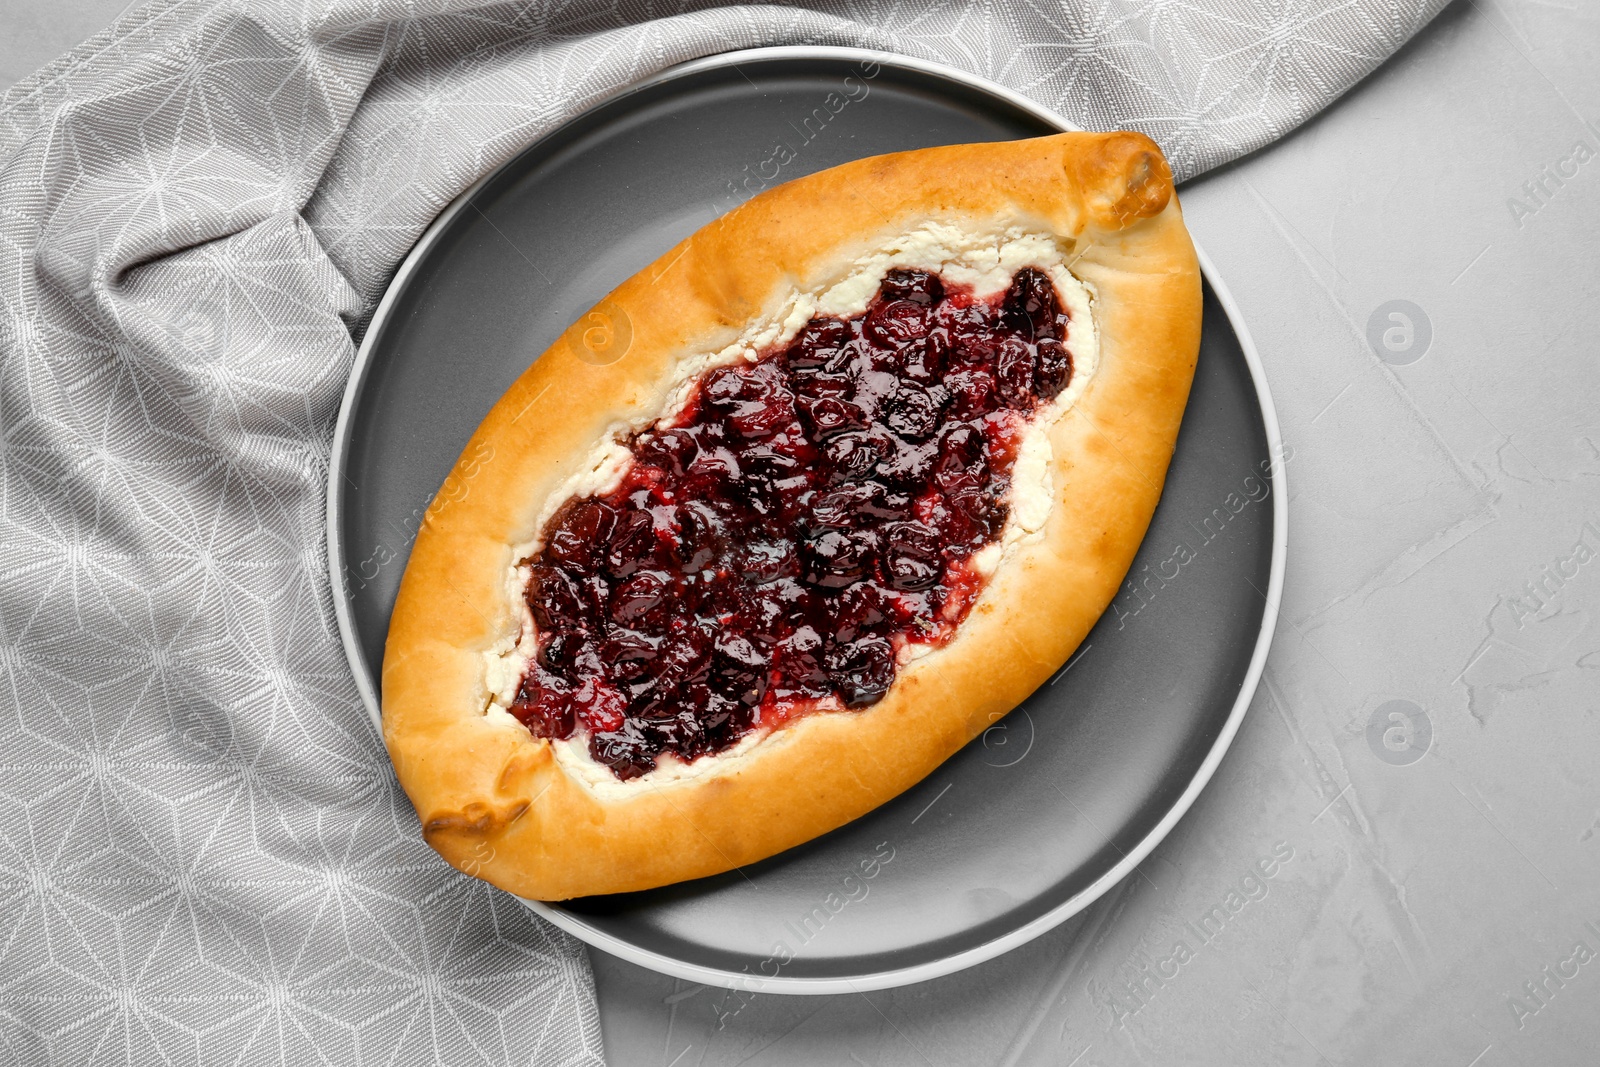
[[381, 130, 1202, 900]]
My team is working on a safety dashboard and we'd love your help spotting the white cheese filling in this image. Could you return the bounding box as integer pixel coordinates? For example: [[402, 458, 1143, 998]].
[[482, 220, 1101, 782]]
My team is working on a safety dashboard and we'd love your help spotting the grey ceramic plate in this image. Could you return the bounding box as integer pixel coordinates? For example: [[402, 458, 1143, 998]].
[[328, 47, 1285, 993]]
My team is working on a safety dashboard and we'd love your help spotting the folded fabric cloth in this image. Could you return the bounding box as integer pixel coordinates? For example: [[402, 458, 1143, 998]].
[[0, 1, 1448, 1063]]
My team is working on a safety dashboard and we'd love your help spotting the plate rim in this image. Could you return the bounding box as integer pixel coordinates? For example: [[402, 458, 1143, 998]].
[[326, 43, 1287, 995]]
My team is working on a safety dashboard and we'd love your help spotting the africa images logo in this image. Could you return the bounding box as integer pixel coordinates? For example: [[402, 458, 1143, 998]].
[[1365, 699, 1432, 766], [1110, 445, 1291, 630], [1365, 300, 1431, 367], [1086, 842, 1296, 1031], [1506, 138, 1595, 228], [712, 842, 896, 1027]]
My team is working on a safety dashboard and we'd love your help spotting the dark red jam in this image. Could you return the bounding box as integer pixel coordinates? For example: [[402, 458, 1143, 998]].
[[510, 267, 1075, 779]]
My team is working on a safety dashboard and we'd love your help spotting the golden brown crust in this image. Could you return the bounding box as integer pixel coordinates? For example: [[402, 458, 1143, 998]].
[[381, 131, 1201, 900]]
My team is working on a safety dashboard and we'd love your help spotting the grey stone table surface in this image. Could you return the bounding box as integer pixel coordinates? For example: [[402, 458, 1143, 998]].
[[4, 1, 1598, 1063]]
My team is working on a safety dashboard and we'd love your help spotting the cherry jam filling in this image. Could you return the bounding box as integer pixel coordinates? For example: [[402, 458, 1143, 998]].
[[510, 266, 1075, 780]]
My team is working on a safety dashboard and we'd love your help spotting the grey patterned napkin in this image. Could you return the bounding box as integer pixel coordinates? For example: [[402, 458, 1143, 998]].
[[0, 1, 1447, 1063]]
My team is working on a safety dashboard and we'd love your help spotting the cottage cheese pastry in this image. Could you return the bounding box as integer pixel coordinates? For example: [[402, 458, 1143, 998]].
[[381, 131, 1202, 900]]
